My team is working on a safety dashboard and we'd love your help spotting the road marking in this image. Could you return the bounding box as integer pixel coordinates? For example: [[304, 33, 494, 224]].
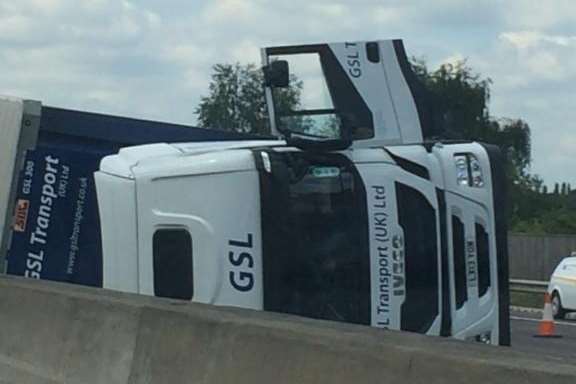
[[511, 316, 576, 327]]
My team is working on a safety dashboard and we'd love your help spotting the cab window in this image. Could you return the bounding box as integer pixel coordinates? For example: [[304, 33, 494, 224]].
[[452, 216, 467, 309], [267, 48, 374, 140], [396, 183, 439, 333], [153, 229, 193, 300], [270, 53, 342, 140], [475, 223, 491, 297]]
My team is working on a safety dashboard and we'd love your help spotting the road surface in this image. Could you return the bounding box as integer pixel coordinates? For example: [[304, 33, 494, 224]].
[[511, 309, 576, 360]]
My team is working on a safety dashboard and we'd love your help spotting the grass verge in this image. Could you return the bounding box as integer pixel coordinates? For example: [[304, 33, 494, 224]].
[[510, 291, 544, 309]]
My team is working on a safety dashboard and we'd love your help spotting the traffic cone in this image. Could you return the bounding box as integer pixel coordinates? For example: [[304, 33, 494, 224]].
[[534, 292, 562, 338]]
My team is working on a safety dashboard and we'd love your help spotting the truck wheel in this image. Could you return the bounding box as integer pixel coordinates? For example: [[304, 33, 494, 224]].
[[551, 291, 567, 320]]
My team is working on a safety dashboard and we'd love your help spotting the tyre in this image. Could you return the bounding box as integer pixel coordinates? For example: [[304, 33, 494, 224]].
[[551, 291, 567, 320]]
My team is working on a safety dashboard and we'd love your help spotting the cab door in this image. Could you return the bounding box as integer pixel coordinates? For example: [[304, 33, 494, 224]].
[[353, 149, 443, 336], [262, 40, 426, 147], [445, 193, 498, 341]]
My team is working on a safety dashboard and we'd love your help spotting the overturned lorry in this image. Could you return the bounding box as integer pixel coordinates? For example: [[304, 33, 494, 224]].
[[95, 40, 510, 345]]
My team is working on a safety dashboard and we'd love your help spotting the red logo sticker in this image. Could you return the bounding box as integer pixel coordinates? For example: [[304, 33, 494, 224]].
[[13, 199, 30, 232]]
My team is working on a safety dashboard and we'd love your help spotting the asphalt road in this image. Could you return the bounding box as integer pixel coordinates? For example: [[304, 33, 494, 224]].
[[510, 309, 576, 360]]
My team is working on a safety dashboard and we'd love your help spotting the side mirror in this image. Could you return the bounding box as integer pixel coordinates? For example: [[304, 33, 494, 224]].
[[263, 60, 289, 88]]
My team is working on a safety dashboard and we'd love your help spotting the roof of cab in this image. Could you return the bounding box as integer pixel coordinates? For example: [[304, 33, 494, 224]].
[[99, 140, 286, 179]]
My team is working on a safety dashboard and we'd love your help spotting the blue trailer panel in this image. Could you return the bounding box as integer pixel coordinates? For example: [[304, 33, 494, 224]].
[[8, 147, 104, 286], [6, 106, 261, 286]]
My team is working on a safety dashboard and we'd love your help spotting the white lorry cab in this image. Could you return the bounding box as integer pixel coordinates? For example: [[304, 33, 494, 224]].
[[95, 40, 510, 345]]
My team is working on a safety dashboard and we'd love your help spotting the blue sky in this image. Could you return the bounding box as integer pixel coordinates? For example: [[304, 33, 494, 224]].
[[1, 0, 575, 186]]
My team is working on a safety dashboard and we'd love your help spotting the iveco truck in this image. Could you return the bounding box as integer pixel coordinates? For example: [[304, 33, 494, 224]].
[[95, 40, 510, 345]]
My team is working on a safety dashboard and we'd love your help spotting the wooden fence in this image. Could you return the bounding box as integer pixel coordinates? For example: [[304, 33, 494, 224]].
[[508, 233, 576, 281]]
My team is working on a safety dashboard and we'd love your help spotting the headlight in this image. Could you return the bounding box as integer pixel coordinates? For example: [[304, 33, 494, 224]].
[[469, 155, 484, 187], [455, 155, 469, 186], [454, 154, 484, 188]]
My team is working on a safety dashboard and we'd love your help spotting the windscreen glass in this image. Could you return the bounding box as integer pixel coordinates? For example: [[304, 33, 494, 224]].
[[259, 151, 370, 325]]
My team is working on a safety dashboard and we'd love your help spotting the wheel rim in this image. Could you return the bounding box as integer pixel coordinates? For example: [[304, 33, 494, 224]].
[[552, 295, 560, 316]]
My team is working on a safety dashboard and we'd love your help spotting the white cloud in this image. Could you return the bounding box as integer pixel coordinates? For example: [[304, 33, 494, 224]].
[[495, 31, 576, 83], [437, 53, 466, 68], [308, 3, 348, 18], [501, 31, 576, 50], [230, 39, 261, 64], [162, 44, 206, 65], [372, 6, 403, 24], [201, 0, 262, 23], [1, 0, 576, 185], [500, 1, 576, 30], [500, 31, 543, 49], [0, 0, 160, 46], [0, 15, 33, 38]]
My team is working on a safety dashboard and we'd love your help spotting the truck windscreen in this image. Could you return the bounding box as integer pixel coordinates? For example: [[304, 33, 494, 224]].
[[256, 150, 370, 325]]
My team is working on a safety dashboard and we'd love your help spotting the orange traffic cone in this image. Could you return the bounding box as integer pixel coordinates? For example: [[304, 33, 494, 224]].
[[534, 292, 562, 338]]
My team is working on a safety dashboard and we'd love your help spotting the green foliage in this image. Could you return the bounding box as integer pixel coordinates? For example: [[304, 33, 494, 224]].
[[412, 59, 531, 178], [413, 59, 574, 234], [509, 189, 576, 234], [195, 63, 302, 135], [411, 59, 491, 138], [195, 63, 266, 134]]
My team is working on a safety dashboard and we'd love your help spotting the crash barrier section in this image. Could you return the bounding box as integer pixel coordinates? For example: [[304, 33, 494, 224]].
[[510, 279, 548, 295], [0, 275, 575, 384]]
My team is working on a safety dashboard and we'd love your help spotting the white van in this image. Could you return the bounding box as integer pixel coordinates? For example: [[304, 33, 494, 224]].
[[549, 256, 576, 319], [95, 39, 510, 345]]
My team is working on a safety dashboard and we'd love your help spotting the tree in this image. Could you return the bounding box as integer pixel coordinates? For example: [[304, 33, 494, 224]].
[[195, 63, 303, 135], [411, 59, 491, 139], [411, 59, 531, 180], [411, 59, 576, 234], [411, 59, 542, 232]]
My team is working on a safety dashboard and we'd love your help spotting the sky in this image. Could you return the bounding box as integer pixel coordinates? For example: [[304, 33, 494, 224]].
[[0, 0, 575, 186]]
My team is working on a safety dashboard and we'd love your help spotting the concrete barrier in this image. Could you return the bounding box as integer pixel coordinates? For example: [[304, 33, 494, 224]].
[[0, 275, 575, 384]]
